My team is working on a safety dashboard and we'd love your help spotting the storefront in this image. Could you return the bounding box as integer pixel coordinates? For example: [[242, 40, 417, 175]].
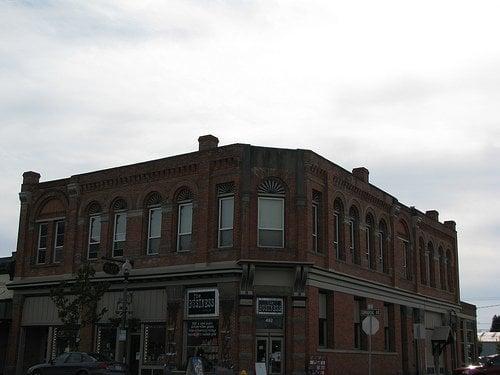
[[255, 297, 284, 375]]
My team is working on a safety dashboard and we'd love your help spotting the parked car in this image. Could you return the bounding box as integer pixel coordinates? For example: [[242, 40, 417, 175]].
[[27, 352, 126, 375], [453, 354, 500, 374]]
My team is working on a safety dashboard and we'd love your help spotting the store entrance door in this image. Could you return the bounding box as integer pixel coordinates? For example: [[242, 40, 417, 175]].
[[128, 334, 140, 375], [256, 336, 283, 375]]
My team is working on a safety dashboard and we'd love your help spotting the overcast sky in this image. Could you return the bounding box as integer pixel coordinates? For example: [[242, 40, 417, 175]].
[[1, 0, 499, 330]]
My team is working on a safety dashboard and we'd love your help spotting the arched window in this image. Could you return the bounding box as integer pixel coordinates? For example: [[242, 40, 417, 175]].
[[439, 247, 446, 290], [365, 213, 375, 270], [111, 198, 127, 257], [258, 178, 285, 248], [217, 182, 235, 248], [87, 201, 102, 260], [176, 188, 193, 252], [419, 238, 427, 285], [312, 191, 322, 253], [446, 249, 454, 292], [349, 206, 360, 265], [35, 197, 66, 264], [397, 220, 411, 280], [333, 199, 345, 260], [378, 220, 389, 273], [428, 242, 436, 287], [145, 192, 163, 255]]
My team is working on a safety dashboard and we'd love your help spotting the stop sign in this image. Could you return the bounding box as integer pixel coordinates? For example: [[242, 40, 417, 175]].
[[362, 316, 379, 335]]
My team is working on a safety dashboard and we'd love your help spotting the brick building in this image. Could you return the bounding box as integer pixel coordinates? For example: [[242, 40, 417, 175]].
[[6, 135, 477, 375]]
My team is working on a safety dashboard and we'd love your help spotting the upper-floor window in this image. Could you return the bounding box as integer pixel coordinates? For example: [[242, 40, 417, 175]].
[[148, 207, 162, 255], [37, 223, 49, 264], [333, 199, 344, 261], [378, 220, 388, 273], [397, 219, 411, 280], [428, 242, 436, 287], [112, 198, 127, 258], [439, 247, 447, 290], [312, 191, 322, 252], [217, 183, 235, 248], [88, 215, 101, 260], [419, 238, 427, 285], [145, 192, 163, 255], [446, 249, 454, 292], [349, 206, 360, 265], [257, 179, 285, 248], [177, 189, 193, 252], [53, 220, 65, 263], [365, 214, 375, 270]]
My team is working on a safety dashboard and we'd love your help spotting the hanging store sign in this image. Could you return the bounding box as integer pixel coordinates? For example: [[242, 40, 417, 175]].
[[256, 298, 284, 316], [186, 288, 219, 317]]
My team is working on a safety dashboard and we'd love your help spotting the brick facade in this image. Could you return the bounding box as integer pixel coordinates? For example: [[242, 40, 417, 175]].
[[6, 135, 476, 375]]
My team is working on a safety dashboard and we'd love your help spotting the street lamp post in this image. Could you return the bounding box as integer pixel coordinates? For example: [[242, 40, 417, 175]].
[[117, 259, 133, 364]]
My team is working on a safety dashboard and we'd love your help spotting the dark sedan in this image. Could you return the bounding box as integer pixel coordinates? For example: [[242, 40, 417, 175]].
[[453, 354, 500, 375], [27, 352, 126, 375]]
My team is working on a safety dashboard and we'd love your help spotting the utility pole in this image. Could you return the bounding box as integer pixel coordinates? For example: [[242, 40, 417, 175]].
[[116, 259, 132, 364]]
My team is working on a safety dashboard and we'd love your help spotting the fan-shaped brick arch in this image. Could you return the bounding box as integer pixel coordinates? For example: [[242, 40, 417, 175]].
[[396, 219, 410, 240], [176, 188, 193, 202], [258, 178, 285, 195], [145, 192, 163, 207], [111, 198, 127, 211], [37, 198, 66, 220], [87, 201, 102, 215]]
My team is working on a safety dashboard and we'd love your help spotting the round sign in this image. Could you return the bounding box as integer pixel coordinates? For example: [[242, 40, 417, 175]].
[[362, 316, 380, 335], [103, 261, 120, 275]]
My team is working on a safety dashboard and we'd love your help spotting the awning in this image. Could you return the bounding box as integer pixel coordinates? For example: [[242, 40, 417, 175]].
[[431, 326, 452, 342]]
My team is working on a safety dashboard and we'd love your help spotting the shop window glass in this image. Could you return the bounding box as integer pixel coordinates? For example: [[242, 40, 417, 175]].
[[96, 325, 117, 360], [143, 324, 166, 365]]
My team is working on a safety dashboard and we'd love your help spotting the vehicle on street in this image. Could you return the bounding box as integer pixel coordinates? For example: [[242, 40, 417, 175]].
[[453, 354, 500, 374], [27, 352, 126, 375]]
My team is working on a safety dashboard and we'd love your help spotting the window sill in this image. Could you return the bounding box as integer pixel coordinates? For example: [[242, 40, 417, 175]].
[[32, 262, 61, 268]]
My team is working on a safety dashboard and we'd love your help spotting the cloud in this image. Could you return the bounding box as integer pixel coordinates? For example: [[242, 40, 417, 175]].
[[0, 0, 499, 320]]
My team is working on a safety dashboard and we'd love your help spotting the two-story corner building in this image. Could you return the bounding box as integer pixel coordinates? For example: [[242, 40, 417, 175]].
[[6, 135, 476, 375]]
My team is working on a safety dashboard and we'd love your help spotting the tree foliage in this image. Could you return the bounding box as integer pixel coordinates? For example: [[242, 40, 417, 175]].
[[490, 315, 500, 332], [50, 263, 110, 349]]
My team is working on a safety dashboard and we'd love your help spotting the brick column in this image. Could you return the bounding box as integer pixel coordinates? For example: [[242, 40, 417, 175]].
[[5, 294, 24, 375], [291, 298, 307, 375], [237, 298, 254, 374]]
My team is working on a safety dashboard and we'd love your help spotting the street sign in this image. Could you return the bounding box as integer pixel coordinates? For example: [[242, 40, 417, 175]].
[[362, 316, 380, 335], [361, 309, 380, 317]]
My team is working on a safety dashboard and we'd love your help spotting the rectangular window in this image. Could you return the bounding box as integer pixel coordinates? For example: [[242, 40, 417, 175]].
[[218, 196, 234, 247], [318, 292, 328, 348], [88, 216, 101, 260], [177, 202, 193, 251], [365, 226, 371, 267], [53, 221, 65, 263], [378, 233, 384, 268], [354, 298, 361, 349], [312, 204, 319, 252], [402, 240, 411, 279], [333, 212, 340, 259], [113, 212, 127, 257], [349, 220, 355, 252], [37, 223, 48, 264], [143, 324, 166, 365], [258, 197, 284, 248], [147, 207, 162, 255]]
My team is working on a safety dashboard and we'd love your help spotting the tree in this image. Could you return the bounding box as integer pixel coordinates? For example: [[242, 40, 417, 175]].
[[50, 263, 110, 351], [490, 315, 500, 332]]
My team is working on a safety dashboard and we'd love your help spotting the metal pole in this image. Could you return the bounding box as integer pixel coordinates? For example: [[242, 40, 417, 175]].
[[368, 316, 372, 375], [117, 270, 129, 363]]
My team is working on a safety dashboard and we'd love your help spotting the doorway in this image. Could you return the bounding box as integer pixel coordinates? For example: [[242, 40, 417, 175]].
[[128, 334, 141, 375], [256, 336, 283, 375]]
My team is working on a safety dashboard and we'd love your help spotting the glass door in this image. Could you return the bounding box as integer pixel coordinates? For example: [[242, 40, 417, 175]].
[[255, 336, 283, 375]]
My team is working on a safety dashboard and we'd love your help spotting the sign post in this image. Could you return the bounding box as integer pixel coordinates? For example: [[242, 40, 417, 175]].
[[361, 305, 380, 375]]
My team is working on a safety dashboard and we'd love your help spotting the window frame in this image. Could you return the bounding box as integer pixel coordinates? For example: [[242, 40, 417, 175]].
[[147, 206, 162, 255], [257, 196, 285, 248], [401, 239, 411, 279], [87, 215, 101, 260], [312, 203, 319, 252], [365, 224, 372, 268], [36, 222, 49, 264], [53, 220, 65, 263], [177, 201, 193, 252], [218, 195, 234, 248], [318, 292, 328, 348], [333, 212, 340, 259], [112, 211, 127, 258]]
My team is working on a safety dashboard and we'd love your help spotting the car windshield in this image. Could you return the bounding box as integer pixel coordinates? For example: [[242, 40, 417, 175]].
[[88, 353, 110, 362]]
